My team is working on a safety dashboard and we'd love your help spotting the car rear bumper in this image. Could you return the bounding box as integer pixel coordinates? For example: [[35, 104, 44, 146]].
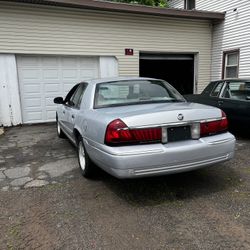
[[85, 132, 235, 179]]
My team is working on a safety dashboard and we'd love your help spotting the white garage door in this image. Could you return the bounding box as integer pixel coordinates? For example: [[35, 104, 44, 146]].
[[17, 55, 99, 123]]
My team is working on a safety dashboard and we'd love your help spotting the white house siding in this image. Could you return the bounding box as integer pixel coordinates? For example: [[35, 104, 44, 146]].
[[196, 0, 250, 80], [168, 0, 184, 9], [0, 2, 212, 85], [169, 0, 250, 80], [0, 2, 213, 125]]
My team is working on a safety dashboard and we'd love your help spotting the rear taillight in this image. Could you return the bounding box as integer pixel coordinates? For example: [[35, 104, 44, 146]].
[[105, 119, 162, 146], [105, 112, 228, 145], [200, 111, 228, 137]]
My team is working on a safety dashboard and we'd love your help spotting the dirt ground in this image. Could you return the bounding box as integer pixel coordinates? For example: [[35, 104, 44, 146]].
[[0, 124, 249, 250]]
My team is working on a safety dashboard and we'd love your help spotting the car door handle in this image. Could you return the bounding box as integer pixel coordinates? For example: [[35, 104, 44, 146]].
[[72, 115, 75, 119], [218, 100, 224, 105], [63, 110, 65, 114]]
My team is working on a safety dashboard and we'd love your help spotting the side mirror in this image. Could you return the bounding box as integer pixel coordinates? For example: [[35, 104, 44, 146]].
[[54, 97, 64, 104]]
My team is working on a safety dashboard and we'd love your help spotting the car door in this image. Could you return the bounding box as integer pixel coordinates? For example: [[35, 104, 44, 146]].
[[66, 83, 87, 138], [202, 81, 226, 108], [218, 81, 250, 126], [59, 84, 79, 134]]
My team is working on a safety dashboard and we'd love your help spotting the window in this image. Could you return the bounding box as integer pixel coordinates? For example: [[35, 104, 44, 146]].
[[184, 0, 195, 10], [210, 82, 224, 97], [222, 81, 250, 100], [69, 83, 87, 109], [64, 84, 79, 106], [223, 50, 239, 79], [94, 80, 185, 108]]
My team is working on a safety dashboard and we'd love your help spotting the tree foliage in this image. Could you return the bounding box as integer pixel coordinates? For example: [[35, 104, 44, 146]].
[[110, 0, 168, 7]]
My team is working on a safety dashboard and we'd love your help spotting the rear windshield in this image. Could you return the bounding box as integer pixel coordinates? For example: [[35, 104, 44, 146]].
[[94, 80, 185, 108]]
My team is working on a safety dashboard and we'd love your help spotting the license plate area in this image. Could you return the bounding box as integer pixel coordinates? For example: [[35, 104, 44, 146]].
[[167, 125, 191, 142]]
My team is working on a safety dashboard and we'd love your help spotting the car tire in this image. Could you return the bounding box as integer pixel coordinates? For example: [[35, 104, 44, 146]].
[[78, 138, 96, 178], [56, 120, 66, 138]]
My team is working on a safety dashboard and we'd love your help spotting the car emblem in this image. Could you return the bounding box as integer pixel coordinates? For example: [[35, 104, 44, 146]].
[[177, 114, 184, 121]]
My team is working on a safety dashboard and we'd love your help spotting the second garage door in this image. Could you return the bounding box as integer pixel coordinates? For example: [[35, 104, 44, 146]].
[[17, 55, 99, 123], [140, 53, 195, 95]]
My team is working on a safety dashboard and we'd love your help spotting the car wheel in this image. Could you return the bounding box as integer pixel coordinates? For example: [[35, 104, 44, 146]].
[[78, 138, 95, 178], [56, 120, 66, 138]]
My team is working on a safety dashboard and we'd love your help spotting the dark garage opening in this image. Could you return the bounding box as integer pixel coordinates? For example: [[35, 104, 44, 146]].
[[140, 53, 195, 95]]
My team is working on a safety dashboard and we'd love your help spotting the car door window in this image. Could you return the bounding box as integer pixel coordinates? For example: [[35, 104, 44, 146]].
[[222, 81, 250, 101], [64, 84, 79, 106], [210, 82, 224, 97], [69, 83, 87, 109], [222, 84, 232, 99], [77, 83, 88, 108]]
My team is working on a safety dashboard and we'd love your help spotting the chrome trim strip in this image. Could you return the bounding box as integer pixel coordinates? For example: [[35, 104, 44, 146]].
[[207, 138, 235, 145], [89, 143, 164, 156], [134, 154, 229, 175], [129, 118, 222, 129]]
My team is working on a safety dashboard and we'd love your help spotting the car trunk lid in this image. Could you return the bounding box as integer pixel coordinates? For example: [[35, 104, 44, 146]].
[[95, 102, 221, 128]]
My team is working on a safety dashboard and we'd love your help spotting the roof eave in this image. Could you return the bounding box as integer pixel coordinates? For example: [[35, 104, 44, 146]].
[[5, 0, 225, 21]]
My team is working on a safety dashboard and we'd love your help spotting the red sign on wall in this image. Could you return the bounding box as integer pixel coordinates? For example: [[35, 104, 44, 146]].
[[125, 48, 134, 56]]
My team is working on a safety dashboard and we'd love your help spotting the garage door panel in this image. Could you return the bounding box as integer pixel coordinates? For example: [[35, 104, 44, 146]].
[[62, 69, 78, 79], [22, 97, 42, 108], [17, 55, 99, 123], [20, 69, 41, 80], [18, 56, 40, 66], [22, 84, 41, 94], [46, 110, 57, 120], [63, 82, 76, 94], [44, 83, 60, 92], [41, 57, 59, 66], [45, 97, 56, 107], [43, 69, 60, 80], [61, 57, 78, 67], [80, 57, 98, 68], [25, 111, 43, 122], [80, 69, 98, 79]]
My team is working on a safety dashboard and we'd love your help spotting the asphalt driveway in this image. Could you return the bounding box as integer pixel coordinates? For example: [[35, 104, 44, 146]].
[[0, 124, 250, 249]]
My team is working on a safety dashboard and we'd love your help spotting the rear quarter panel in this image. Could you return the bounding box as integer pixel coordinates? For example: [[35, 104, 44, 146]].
[[78, 110, 110, 146]]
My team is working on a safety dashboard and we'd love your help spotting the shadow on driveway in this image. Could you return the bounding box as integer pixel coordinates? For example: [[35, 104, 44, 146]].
[[95, 165, 241, 206]]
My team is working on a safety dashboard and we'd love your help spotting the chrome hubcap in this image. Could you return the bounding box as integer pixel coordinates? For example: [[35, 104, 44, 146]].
[[79, 142, 86, 171]]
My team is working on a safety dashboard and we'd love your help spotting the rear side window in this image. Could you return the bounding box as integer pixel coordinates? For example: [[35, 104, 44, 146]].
[[210, 82, 224, 97]]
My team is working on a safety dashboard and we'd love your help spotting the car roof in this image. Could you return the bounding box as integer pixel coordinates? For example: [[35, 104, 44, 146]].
[[211, 79, 250, 83], [83, 77, 161, 85]]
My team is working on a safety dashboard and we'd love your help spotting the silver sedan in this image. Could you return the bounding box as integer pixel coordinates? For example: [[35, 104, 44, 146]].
[[54, 77, 235, 179]]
